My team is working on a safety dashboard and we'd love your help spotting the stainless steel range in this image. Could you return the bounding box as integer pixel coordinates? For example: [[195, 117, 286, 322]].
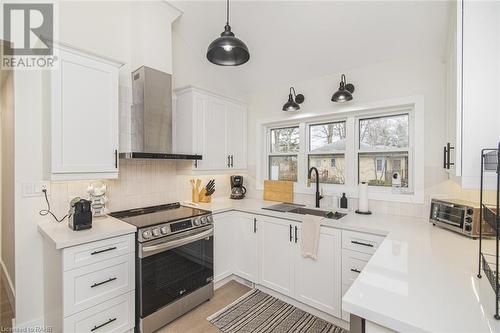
[[110, 203, 214, 333]]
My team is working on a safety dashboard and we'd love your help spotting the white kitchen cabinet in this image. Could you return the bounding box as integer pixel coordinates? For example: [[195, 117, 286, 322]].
[[48, 44, 122, 180], [445, 1, 500, 189], [213, 212, 235, 282], [174, 86, 247, 171], [233, 213, 259, 282], [294, 226, 342, 317], [258, 216, 296, 296], [42, 233, 135, 333]]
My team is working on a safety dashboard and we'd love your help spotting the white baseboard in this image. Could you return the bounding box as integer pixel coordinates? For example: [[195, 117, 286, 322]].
[[13, 316, 45, 331], [0, 260, 15, 314]]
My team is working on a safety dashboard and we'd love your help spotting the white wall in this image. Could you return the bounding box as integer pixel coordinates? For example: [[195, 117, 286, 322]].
[[13, 1, 181, 327], [244, 58, 453, 216]]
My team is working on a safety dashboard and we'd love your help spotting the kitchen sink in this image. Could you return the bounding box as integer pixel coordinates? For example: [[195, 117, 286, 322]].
[[262, 203, 346, 220], [288, 207, 346, 219]]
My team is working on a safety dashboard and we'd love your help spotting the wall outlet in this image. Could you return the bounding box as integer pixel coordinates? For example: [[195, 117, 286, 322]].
[[22, 182, 50, 197]]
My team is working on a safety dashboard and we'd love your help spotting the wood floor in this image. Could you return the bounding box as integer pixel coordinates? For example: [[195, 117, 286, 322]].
[[157, 280, 251, 333], [0, 272, 14, 330]]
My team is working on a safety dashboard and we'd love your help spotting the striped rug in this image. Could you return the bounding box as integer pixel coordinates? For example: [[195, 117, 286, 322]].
[[207, 289, 347, 333]]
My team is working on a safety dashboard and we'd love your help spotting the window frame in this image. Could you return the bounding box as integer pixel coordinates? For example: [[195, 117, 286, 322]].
[[267, 125, 301, 182], [257, 96, 423, 203]]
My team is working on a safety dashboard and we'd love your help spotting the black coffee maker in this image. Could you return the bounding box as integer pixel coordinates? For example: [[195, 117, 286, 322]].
[[68, 197, 93, 231], [230, 175, 246, 200]]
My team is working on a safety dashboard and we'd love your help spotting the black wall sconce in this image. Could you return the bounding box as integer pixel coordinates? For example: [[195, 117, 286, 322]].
[[331, 74, 355, 102], [282, 87, 305, 112]]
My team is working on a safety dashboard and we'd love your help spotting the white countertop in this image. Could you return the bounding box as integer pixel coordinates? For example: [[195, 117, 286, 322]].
[[38, 215, 136, 249], [190, 197, 500, 333]]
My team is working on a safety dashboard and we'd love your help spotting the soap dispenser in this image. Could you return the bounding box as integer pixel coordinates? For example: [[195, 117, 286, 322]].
[[339, 193, 348, 209]]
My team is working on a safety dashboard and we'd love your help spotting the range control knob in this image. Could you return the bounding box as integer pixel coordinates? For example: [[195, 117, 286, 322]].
[[467, 208, 474, 216], [152, 228, 161, 237], [142, 230, 152, 239], [160, 226, 169, 234], [464, 224, 472, 232], [200, 216, 208, 225], [193, 218, 201, 226], [465, 216, 472, 223], [207, 215, 213, 223]]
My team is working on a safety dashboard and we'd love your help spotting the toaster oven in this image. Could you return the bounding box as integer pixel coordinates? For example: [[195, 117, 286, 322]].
[[429, 198, 495, 238]]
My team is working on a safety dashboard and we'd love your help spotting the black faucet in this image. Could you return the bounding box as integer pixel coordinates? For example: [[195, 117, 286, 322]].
[[308, 167, 323, 208]]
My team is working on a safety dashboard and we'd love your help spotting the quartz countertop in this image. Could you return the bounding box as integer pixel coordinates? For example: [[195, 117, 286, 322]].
[[38, 215, 136, 249], [188, 197, 500, 333]]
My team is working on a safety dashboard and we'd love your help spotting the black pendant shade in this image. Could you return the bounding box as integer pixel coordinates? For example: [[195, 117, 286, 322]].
[[207, 0, 249, 66], [332, 74, 355, 102], [282, 87, 305, 112]]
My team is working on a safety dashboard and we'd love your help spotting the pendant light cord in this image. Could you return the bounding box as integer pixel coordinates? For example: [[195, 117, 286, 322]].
[[226, 0, 230, 25]]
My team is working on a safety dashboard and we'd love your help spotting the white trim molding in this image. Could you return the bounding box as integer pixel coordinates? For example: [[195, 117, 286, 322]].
[[256, 95, 425, 204], [1, 260, 15, 314]]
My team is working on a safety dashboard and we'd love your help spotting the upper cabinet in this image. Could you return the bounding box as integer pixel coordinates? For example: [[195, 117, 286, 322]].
[[445, 1, 500, 189], [174, 86, 247, 171], [47, 45, 122, 180]]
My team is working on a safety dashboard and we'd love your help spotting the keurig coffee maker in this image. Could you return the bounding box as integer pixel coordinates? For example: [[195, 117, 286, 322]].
[[230, 175, 246, 199]]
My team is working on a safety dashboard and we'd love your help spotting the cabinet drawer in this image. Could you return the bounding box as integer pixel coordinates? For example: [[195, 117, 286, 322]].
[[342, 230, 383, 255], [64, 291, 134, 333], [64, 253, 135, 317], [342, 250, 371, 286], [63, 234, 135, 271]]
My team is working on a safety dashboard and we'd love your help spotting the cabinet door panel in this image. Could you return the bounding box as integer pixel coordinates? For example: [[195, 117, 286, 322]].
[[259, 217, 294, 296], [213, 213, 234, 282], [233, 214, 258, 282], [227, 104, 247, 169], [52, 49, 119, 175], [199, 99, 228, 170], [294, 227, 341, 317]]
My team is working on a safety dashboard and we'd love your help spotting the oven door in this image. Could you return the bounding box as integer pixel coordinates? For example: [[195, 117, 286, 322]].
[[430, 202, 465, 229], [137, 226, 214, 318]]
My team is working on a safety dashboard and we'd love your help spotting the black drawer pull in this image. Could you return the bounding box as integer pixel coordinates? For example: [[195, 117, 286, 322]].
[[91, 247, 117, 255], [351, 268, 362, 274], [254, 218, 257, 233], [91, 277, 117, 288], [294, 226, 298, 243], [351, 240, 373, 247], [289, 225, 293, 242], [91, 317, 117, 331]]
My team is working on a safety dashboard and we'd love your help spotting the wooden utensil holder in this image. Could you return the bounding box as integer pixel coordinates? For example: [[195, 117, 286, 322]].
[[198, 188, 212, 203]]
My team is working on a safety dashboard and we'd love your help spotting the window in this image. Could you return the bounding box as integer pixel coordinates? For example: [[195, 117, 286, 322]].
[[269, 127, 299, 181], [358, 114, 409, 187], [308, 121, 346, 184]]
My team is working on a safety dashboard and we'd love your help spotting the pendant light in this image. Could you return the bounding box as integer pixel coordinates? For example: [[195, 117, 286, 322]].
[[331, 74, 355, 102], [206, 0, 250, 66], [282, 87, 305, 112]]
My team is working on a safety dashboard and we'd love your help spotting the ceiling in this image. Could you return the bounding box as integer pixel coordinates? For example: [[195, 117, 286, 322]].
[[171, 1, 452, 97]]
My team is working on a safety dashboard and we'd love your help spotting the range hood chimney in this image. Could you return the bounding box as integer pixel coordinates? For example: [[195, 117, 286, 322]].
[[120, 66, 202, 161]]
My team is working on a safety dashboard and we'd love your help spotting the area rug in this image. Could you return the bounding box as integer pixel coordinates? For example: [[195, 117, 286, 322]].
[[207, 289, 347, 333]]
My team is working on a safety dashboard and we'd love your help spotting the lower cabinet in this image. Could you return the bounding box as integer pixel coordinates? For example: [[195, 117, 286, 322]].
[[294, 226, 342, 318], [213, 212, 235, 282], [213, 211, 376, 323], [259, 216, 296, 296], [233, 213, 259, 282]]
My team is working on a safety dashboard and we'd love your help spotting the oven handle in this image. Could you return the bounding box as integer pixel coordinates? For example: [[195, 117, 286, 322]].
[[142, 228, 213, 254]]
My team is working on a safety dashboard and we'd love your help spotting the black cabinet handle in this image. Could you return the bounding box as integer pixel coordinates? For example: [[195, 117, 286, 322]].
[[351, 240, 373, 247], [114, 150, 118, 169], [289, 225, 293, 242], [351, 268, 361, 274], [443, 143, 455, 169], [230, 155, 234, 167], [443, 146, 447, 169], [194, 159, 198, 168], [294, 226, 298, 243], [91, 318, 117, 332], [227, 155, 231, 168], [91, 277, 117, 288], [91, 247, 117, 255], [254, 218, 257, 233]]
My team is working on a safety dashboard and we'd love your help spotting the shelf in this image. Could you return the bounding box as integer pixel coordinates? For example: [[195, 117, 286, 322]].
[[481, 253, 500, 302], [482, 204, 499, 233]]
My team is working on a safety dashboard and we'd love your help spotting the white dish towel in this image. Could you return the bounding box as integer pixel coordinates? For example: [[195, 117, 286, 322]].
[[301, 215, 321, 260]]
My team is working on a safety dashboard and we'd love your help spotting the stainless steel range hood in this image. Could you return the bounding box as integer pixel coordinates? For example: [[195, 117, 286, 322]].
[[120, 66, 201, 161]]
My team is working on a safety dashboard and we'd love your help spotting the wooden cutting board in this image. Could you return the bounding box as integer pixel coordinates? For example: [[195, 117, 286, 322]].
[[263, 180, 294, 203]]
